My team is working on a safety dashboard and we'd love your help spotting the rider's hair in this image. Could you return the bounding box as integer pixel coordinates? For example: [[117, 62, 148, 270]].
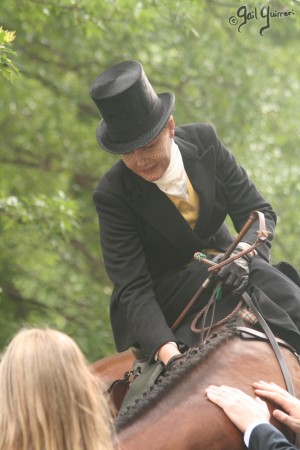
[[0, 328, 114, 450]]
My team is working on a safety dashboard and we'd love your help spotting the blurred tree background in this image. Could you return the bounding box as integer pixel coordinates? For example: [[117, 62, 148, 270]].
[[1, 0, 299, 361]]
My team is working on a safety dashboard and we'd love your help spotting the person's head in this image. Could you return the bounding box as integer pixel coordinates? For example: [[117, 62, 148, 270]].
[[0, 328, 114, 450], [89, 60, 175, 163], [121, 115, 175, 181]]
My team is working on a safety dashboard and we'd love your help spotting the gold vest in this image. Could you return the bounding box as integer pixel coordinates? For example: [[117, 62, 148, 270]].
[[167, 177, 218, 256], [166, 176, 199, 230]]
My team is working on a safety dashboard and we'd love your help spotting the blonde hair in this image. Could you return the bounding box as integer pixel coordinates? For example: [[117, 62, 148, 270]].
[[0, 328, 114, 450]]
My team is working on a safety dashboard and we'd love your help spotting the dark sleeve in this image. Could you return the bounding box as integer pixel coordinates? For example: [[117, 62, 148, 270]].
[[93, 186, 176, 359], [176, 123, 277, 261], [249, 423, 298, 450], [200, 124, 276, 261]]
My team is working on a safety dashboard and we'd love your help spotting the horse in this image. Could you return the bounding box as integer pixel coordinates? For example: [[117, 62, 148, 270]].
[[91, 317, 300, 450], [91, 349, 134, 389]]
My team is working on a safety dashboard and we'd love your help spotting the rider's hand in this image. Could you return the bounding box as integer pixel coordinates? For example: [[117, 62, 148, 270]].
[[214, 243, 255, 295], [156, 342, 181, 366]]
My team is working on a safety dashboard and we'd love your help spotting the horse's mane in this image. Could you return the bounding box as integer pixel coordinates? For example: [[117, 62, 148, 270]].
[[115, 318, 241, 432]]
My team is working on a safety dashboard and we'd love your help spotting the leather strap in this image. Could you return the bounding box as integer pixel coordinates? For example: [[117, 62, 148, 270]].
[[241, 291, 296, 395], [207, 210, 270, 273], [240, 291, 300, 447], [237, 326, 300, 360]]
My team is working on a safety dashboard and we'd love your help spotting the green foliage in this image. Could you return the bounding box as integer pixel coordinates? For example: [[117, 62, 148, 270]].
[[0, 27, 20, 82], [1, 0, 299, 360]]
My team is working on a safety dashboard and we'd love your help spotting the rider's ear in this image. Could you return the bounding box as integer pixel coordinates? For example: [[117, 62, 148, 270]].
[[166, 115, 175, 138]]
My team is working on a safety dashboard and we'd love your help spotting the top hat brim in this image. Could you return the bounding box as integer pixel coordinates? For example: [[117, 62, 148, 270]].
[[96, 92, 175, 154]]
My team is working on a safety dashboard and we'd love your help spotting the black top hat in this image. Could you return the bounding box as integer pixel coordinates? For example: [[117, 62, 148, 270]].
[[89, 60, 175, 154]]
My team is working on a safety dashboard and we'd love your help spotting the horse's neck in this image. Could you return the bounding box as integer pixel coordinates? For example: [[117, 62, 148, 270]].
[[116, 330, 300, 450]]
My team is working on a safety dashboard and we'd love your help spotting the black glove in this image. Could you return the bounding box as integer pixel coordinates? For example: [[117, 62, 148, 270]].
[[165, 353, 185, 372], [214, 247, 252, 295]]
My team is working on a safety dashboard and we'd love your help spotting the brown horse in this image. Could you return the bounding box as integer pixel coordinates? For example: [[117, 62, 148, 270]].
[[91, 349, 134, 389], [92, 318, 300, 450]]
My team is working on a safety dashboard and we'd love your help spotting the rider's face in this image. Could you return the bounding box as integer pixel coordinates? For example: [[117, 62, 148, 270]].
[[121, 120, 174, 182]]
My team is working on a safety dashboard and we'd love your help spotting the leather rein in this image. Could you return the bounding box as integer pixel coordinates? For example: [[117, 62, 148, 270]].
[[171, 210, 270, 332]]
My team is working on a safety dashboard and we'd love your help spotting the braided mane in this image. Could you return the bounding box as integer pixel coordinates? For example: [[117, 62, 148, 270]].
[[115, 318, 240, 432]]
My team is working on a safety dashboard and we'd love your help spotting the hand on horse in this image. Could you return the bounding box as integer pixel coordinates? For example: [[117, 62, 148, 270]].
[[214, 246, 253, 295], [205, 385, 270, 433], [253, 381, 300, 433]]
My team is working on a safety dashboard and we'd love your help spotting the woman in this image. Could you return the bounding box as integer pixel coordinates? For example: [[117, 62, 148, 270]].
[[0, 328, 114, 450]]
